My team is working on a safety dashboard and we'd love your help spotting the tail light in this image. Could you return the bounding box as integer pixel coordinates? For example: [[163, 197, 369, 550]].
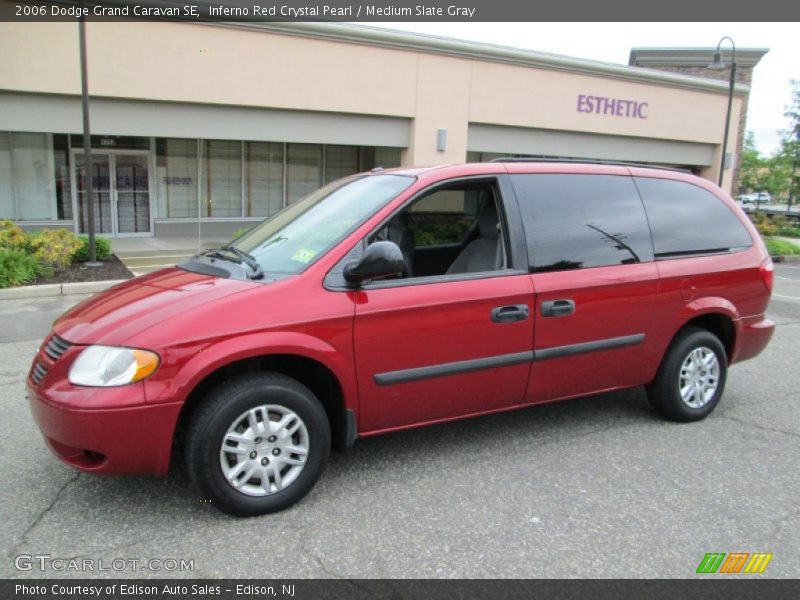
[[759, 257, 774, 293]]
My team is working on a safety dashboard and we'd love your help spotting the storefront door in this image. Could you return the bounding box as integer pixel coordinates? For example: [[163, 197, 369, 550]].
[[73, 151, 152, 236]]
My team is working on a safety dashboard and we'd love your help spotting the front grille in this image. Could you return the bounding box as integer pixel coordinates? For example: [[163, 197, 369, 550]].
[[31, 361, 48, 384], [44, 334, 72, 361]]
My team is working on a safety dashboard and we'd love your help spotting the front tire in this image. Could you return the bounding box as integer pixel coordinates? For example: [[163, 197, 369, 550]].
[[185, 372, 331, 517], [646, 327, 728, 422]]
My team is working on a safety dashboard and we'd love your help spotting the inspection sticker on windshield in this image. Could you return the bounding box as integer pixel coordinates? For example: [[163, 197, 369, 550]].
[[291, 248, 318, 263]]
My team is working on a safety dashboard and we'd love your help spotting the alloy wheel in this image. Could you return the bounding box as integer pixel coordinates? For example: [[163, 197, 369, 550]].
[[678, 347, 720, 409], [219, 405, 310, 496]]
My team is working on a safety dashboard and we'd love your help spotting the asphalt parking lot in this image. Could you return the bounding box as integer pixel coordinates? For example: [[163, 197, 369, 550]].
[[1, 266, 799, 579]]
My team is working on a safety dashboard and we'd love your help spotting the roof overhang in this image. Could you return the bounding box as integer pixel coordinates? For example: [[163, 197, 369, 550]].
[[206, 21, 751, 96], [629, 47, 769, 69]]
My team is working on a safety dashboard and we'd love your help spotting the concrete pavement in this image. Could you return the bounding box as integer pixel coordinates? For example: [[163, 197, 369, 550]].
[[1, 267, 798, 578]]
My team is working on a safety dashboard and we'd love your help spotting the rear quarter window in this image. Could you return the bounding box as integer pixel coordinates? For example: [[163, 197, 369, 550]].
[[634, 177, 753, 258], [510, 174, 654, 273]]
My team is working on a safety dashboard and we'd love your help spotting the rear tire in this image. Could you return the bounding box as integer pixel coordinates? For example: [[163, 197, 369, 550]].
[[646, 327, 728, 422], [185, 372, 330, 517]]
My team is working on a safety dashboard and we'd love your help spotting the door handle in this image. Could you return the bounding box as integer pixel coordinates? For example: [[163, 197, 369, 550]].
[[540, 299, 575, 317], [491, 304, 529, 323]]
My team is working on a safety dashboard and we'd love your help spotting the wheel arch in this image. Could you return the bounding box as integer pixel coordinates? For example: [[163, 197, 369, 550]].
[[646, 300, 735, 422], [175, 353, 354, 451], [673, 299, 738, 361], [154, 332, 358, 454]]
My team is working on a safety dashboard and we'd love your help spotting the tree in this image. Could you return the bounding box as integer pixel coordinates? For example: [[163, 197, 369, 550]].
[[739, 131, 766, 193], [775, 80, 800, 211]]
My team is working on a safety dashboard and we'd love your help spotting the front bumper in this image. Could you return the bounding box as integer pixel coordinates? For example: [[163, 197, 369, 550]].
[[27, 383, 182, 477]]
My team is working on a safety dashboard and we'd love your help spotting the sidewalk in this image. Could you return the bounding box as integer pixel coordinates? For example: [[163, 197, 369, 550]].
[[112, 236, 226, 276], [0, 237, 232, 301], [0, 279, 127, 300]]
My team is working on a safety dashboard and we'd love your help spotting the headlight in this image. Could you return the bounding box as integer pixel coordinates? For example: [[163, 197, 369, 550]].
[[68, 346, 160, 387]]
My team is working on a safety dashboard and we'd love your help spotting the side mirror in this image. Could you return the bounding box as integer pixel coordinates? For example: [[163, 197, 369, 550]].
[[343, 241, 404, 285]]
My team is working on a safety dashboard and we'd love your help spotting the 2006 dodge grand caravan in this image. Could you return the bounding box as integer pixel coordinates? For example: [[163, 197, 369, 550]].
[[28, 161, 775, 516]]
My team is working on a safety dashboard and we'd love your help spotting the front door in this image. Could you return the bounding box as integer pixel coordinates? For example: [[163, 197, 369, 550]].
[[73, 151, 151, 236], [354, 276, 535, 434], [74, 152, 113, 235], [351, 177, 535, 434], [114, 154, 151, 235]]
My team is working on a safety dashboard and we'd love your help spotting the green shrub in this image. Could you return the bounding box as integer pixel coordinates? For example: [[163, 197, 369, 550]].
[[27, 229, 83, 271], [408, 214, 472, 247], [770, 214, 789, 229], [749, 213, 800, 238], [776, 226, 800, 238], [0, 249, 41, 288], [72, 235, 112, 262], [0, 219, 27, 250], [764, 238, 800, 256], [750, 212, 777, 237]]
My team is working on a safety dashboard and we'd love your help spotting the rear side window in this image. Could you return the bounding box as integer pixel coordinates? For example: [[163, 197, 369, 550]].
[[510, 174, 654, 273], [634, 177, 753, 258]]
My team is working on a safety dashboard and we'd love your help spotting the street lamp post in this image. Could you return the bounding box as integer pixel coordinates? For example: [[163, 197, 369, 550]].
[[708, 36, 737, 189], [790, 122, 799, 213], [79, 0, 101, 267]]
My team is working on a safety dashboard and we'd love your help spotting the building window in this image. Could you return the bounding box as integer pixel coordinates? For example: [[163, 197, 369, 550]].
[[324, 145, 359, 184], [245, 142, 283, 218], [373, 147, 402, 168], [466, 151, 481, 162], [358, 146, 402, 171], [153, 141, 403, 220], [53, 134, 72, 220], [202, 140, 243, 217], [287, 143, 323, 204], [0, 131, 56, 221], [0, 133, 12, 220], [156, 138, 198, 219]]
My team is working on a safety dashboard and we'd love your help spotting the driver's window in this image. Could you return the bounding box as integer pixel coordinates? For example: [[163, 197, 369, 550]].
[[369, 180, 506, 279]]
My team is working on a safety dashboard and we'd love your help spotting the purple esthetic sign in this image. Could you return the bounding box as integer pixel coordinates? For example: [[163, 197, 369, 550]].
[[577, 94, 649, 119]]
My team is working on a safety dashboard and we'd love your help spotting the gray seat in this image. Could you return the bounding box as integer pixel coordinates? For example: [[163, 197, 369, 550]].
[[446, 204, 502, 275]]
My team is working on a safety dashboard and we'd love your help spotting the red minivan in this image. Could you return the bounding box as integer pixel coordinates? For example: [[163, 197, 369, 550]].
[[27, 161, 774, 516]]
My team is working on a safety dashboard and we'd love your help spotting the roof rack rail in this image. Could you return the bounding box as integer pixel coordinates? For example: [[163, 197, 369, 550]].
[[487, 157, 691, 174]]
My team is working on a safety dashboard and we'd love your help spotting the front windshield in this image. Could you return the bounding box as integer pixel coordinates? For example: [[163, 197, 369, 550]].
[[232, 174, 414, 274]]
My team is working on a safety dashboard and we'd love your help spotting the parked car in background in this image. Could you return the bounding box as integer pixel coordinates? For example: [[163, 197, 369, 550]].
[[739, 192, 772, 205], [27, 160, 775, 517]]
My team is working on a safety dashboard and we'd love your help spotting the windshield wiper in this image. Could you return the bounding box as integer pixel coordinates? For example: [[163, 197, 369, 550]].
[[197, 247, 264, 280], [220, 245, 264, 280], [198, 249, 240, 264]]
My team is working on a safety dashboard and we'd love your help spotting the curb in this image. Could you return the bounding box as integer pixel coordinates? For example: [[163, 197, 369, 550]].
[[772, 255, 800, 263], [0, 279, 128, 301]]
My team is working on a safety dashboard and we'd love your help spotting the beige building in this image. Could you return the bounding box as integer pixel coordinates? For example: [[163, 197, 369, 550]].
[[0, 21, 759, 240]]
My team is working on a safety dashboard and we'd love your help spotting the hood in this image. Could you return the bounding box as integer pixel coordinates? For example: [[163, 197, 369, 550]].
[[53, 268, 260, 346]]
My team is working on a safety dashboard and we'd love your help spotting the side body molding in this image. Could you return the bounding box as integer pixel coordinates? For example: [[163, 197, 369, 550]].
[[374, 334, 646, 386]]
